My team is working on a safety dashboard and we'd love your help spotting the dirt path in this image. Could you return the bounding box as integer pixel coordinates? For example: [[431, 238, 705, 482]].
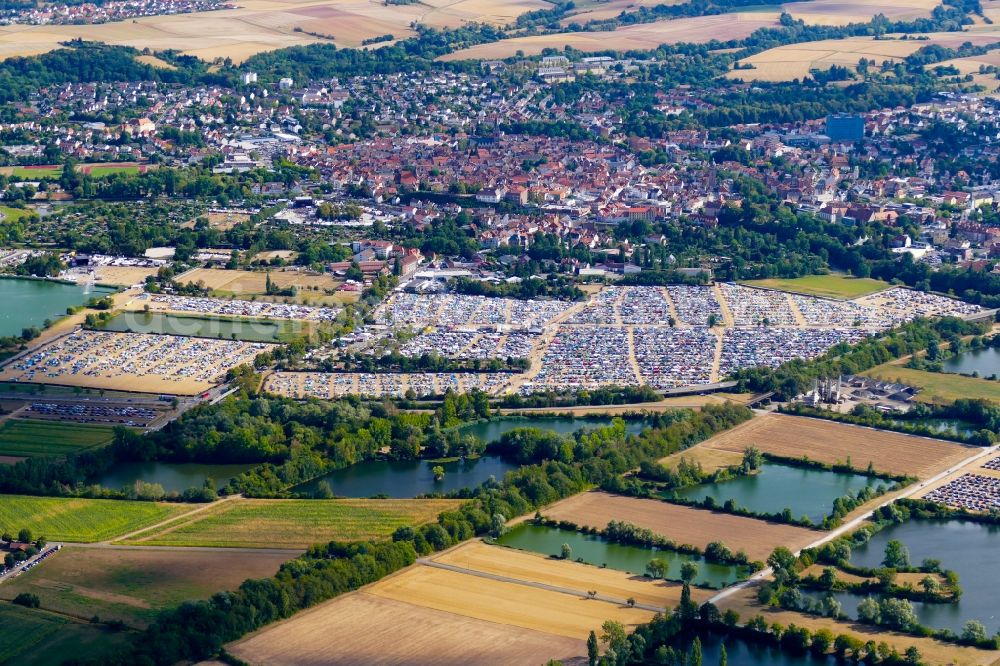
[[626, 326, 644, 385], [705, 329, 721, 382], [713, 283, 735, 327], [787, 293, 807, 326], [109, 495, 240, 544], [661, 287, 680, 324], [417, 558, 663, 612]]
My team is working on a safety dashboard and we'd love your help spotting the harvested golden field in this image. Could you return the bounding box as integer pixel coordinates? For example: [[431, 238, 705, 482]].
[[229, 592, 588, 666], [717, 584, 995, 666], [557, 0, 684, 26], [434, 540, 710, 609], [537, 491, 817, 561], [699, 413, 972, 479], [780, 0, 939, 25], [0, 0, 549, 62], [441, 13, 779, 60], [728, 31, 1000, 82], [369, 565, 654, 638], [659, 444, 744, 474]]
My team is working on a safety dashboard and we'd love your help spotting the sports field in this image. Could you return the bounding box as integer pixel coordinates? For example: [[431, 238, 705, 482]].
[[742, 275, 889, 300], [0, 546, 294, 628], [0, 495, 193, 542], [0, 419, 117, 458], [0, 163, 145, 178], [120, 498, 464, 548], [697, 413, 972, 479], [537, 491, 817, 561], [0, 603, 132, 666], [863, 363, 1000, 405]]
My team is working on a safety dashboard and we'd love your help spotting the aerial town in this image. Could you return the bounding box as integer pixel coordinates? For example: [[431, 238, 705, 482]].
[[1, 1, 1000, 665]]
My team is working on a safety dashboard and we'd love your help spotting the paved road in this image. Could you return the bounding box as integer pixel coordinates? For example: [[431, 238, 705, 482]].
[[417, 557, 664, 612], [708, 442, 1000, 605]]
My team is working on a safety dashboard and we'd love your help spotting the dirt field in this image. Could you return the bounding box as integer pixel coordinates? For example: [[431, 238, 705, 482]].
[[441, 13, 779, 60], [434, 540, 709, 609], [697, 413, 973, 479], [229, 592, 588, 666], [717, 584, 996, 666], [0, 546, 293, 628], [176, 267, 348, 305], [727, 31, 1000, 82], [370, 565, 653, 638], [92, 266, 159, 286], [536, 491, 817, 561], [0, 0, 548, 62]]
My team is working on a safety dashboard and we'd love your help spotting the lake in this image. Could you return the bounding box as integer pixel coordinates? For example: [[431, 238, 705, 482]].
[[0, 278, 116, 337], [670, 462, 880, 524], [844, 518, 1000, 633], [94, 461, 258, 493], [101, 311, 290, 343], [292, 455, 518, 498], [942, 347, 1000, 378], [456, 416, 648, 443], [497, 524, 749, 588]]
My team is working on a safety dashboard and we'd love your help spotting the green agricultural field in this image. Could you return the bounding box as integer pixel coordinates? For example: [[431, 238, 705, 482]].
[[0, 419, 117, 458], [742, 274, 890, 300], [0, 546, 293, 628], [0, 495, 194, 542], [862, 363, 1000, 405], [0, 603, 131, 665], [122, 498, 464, 548]]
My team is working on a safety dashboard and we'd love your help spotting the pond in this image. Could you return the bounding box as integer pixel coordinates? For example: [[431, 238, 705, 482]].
[[889, 417, 978, 438], [101, 311, 291, 343], [844, 518, 1000, 633], [799, 588, 971, 635], [496, 524, 749, 588], [669, 462, 881, 524], [93, 461, 258, 493], [292, 455, 518, 498], [456, 416, 648, 444], [0, 278, 116, 337], [942, 347, 1000, 378], [670, 632, 835, 666]]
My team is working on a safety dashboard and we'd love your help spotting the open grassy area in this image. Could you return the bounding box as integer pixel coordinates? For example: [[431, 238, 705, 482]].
[[0, 205, 32, 223], [85, 165, 140, 177], [0, 495, 193, 542], [863, 363, 1000, 405], [121, 498, 464, 548], [0, 419, 117, 458], [0, 602, 132, 665], [742, 274, 890, 299], [6, 166, 61, 179], [0, 546, 293, 628]]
